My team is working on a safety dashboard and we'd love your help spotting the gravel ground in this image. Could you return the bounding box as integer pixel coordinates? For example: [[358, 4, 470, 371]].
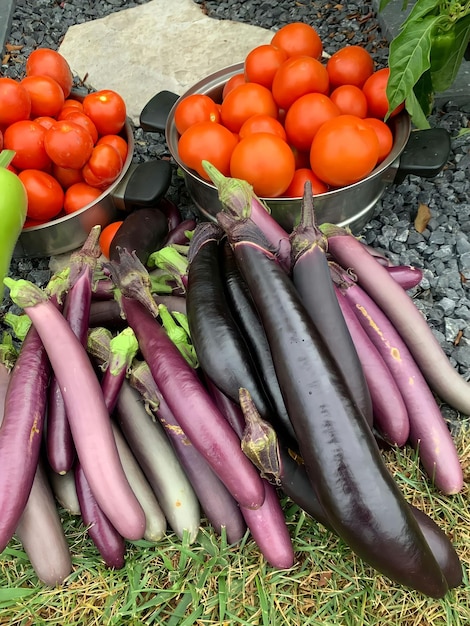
[[2, 1, 470, 419]]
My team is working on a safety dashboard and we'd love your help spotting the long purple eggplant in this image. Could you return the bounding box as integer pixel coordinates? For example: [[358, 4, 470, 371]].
[[322, 223, 470, 416], [129, 360, 247, 544], [333, 284, 410, 446], [75, 461, 126, 569], [5, 277, 146, 541], [116, 381, 201, 542], [0, 324, 51, 552], [187, 222, 296, 445], [118, 293, 265, 510], [289, 186, 373, 427], [216, 212, 448, 598], [333, 265, 463, 495], [46, 228, 101, 475]]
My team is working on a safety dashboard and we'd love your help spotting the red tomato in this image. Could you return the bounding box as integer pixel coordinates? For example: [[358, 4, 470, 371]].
[[4, 120, 51, 171], [33, 116, 57, 130], [174, 94, 220, 135], [178, 121, 238, 180], [239, 114, 287, 141], [272, 56, 329, 110], [82, 89, 127, 136], [96, 134, 128, 164], [19, 169, 64, 220], [44, 120, 94, 169], [244, 44, 288, 89], [327, 45, 375, 88], [222, 73, 246, 100], [283, 168, 328, 197], [270, 22, 323, 59], [64, 182, 103, 214], [329, 84, 368, 118], [25, 48, 73, 98], [362, 68, 405, 120], [0, 78, 31, 128], [362, 117, 394, 162], [284, 93, 340, 151], [62, 99, 83, 111], [99, 220, 124, 258], [220, 83, 278, 133], [52, 163, 84, 188], [20, 75, 65, 118], [310, 115, 379, 187], [60, 110, 99, 144], [0, 129, 2, 151], [230, 133, 295, 197], [82, 143, 123, 187]]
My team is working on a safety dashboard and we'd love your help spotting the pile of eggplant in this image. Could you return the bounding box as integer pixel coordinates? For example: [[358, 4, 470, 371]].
[[0, 166, 466, 598]]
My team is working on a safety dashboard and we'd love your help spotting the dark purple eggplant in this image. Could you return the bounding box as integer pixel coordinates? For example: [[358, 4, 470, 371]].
[[109, 206, 169, 265], [164, 218, 197, 246], [216, 212, 448, 598], [289, 186, 373, 427], [221, 241, 297, 447], [187, 222, 296, 445]]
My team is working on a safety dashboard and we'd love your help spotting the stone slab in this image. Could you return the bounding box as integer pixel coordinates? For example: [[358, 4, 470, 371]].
[[372, 0, 470, 107], [57, 0, 274, 125], [0, 0, 16, 55]]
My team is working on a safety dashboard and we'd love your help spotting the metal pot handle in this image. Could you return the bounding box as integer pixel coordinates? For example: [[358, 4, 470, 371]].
[[140, 91, 180, 133], [110, 159, 172, 211], [394, 128, 451, 184]]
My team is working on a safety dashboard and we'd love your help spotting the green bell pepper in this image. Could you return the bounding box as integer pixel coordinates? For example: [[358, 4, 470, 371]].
[[0, 150, 28, 298], [430, 25, 456, 72]]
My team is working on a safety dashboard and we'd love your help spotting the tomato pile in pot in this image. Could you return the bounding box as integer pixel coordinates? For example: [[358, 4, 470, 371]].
[[0, 48, 130, 228], [172, 22, 404, 199]]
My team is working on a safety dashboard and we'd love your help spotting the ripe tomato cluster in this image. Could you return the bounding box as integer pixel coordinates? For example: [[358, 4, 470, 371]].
[[174, 22, 404, 198], [0, 48, 129, 227]]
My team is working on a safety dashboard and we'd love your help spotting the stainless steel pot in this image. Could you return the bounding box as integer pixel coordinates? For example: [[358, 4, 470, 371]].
[[141, 63, 451, 234], [14, 108, 172, 258]]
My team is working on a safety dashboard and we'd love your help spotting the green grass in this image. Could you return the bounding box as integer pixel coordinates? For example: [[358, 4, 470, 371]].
[[0, 429, 469, 626]]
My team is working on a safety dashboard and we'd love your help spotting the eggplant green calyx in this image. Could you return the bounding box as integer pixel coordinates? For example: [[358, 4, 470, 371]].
[[3, 312, 32, 342], [289, 181, 328, 264], [106, 247, 159, 318], [203, 160, 269, 220], [109, 327, 139, 376], [87, 327, 113, 368], [158, 304, 198, 369], [4, 278, 48, 309], [0, 332, 18, 371], [129, 360, 160, 415], [148, 245, 188, 280], [45, 267, 71, 304], [319, 222, 352, 238], [240, 387, 281, 485]]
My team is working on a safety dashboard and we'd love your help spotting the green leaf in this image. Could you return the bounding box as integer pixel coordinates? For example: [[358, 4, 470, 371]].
[[413, 68, 435, 118], [387, 14, 442, 115], [431, 14, 470, 92], [403, 0, 442, 25], [405, 89, 431, 129]]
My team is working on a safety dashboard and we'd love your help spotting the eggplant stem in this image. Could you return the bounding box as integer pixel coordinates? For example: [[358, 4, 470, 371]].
[[239, 388, 281, 485]]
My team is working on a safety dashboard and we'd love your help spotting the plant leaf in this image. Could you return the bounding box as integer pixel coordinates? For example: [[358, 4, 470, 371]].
[[387, 14, 442, 115], [405, 89, 431, 129], [402, 0, 441, 25], [431, 14, 470, 92]]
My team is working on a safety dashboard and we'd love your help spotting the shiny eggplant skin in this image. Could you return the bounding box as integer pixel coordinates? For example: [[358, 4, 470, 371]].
[[221, 216, 448, 598], [221, 241, 297, 447], [109, 207, 169, 265], [187, 222, 277, 428]]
